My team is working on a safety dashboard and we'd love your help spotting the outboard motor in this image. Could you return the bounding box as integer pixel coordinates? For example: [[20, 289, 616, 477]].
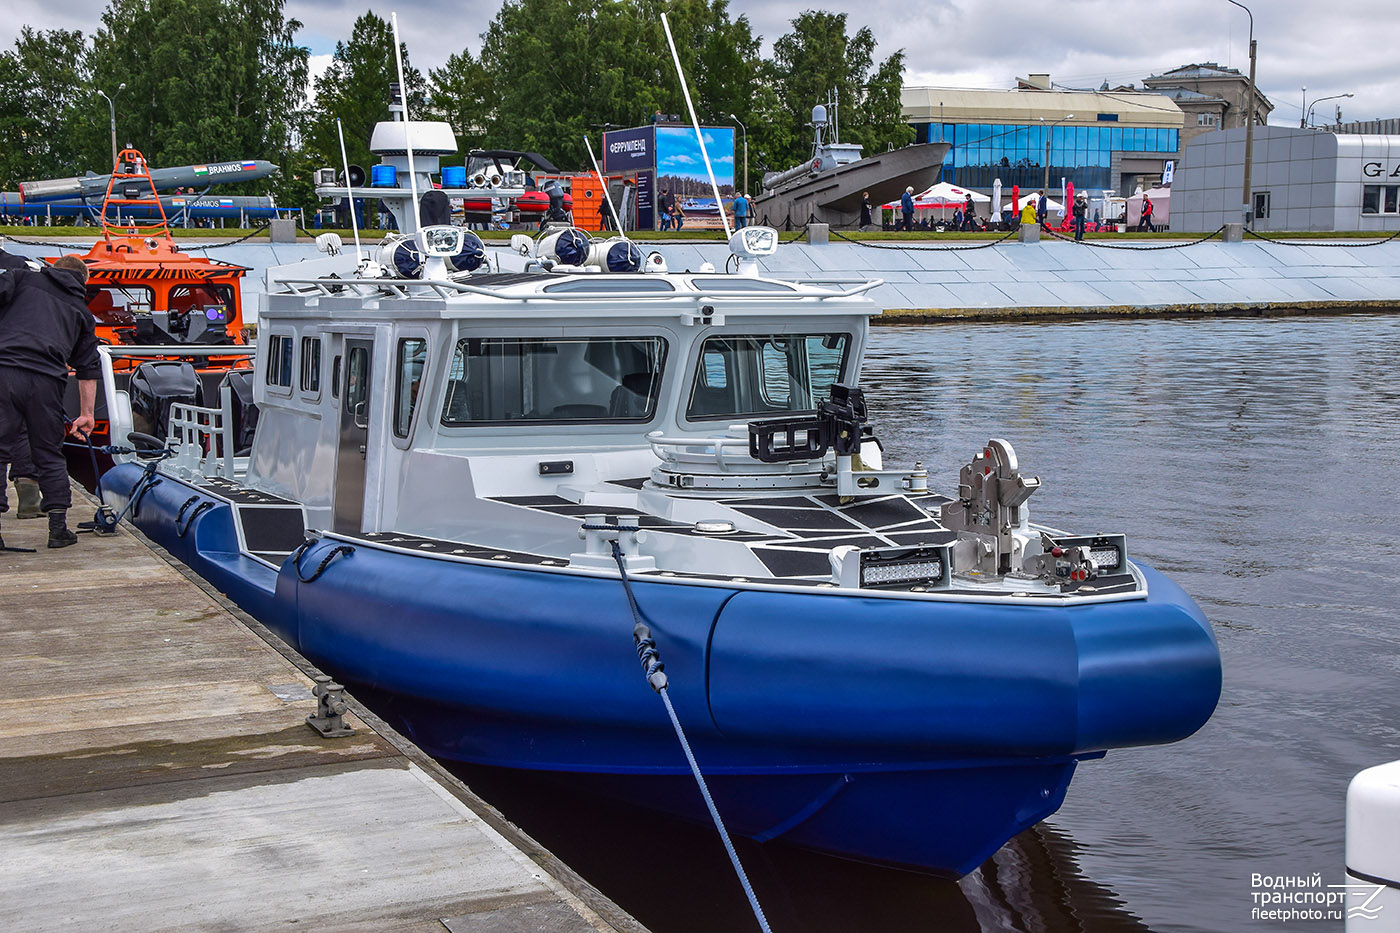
[[129, 360, 202, 441], [219, 370, 259, 456], [543, 180, 569, 224]]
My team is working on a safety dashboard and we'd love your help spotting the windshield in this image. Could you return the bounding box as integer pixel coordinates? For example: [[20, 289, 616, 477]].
[[441, 336, 668, 425], [686, 333, 850, 420]]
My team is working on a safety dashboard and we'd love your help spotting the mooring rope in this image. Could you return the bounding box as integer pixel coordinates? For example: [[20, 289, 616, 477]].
[[603, 536, 773, 933], [1041, 224, 1228, 250]]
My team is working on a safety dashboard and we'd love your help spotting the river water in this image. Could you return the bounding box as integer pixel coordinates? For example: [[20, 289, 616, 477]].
[[453, 313, 1400, 932]]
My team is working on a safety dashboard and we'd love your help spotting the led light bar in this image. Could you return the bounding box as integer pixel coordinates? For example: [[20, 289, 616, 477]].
[[857, 544, 953, 590]]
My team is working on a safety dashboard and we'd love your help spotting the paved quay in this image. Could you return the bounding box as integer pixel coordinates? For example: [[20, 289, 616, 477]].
[[0, 483, 646, 933], [8, 232, 1400, 320]]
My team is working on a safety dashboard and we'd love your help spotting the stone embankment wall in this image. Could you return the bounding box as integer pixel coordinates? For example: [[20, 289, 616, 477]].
[[9, 236, 1399, 322]]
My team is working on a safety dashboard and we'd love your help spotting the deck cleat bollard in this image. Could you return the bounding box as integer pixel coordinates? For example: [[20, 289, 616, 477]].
[[306, 675, 354, 738]]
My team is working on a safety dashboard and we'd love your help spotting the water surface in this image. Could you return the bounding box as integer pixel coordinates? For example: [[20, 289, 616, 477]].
[[455, 313, 1400, 932]]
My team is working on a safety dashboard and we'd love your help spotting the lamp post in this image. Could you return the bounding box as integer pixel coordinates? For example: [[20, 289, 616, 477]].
[[95, 83, 126, 169], [1040, 114, 1074, 190], [728, 113, 748, 195], [1306, 93, 1353, 128], [1226, 0, 1256, 226], [1299, 86, 1307, 128]]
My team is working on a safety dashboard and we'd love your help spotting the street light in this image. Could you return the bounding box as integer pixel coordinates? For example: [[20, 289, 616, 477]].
[[1226, 0, 1256, 226], [1307, 93, 1353, 128], [728, 113, 748, 195], [95, 83, 126, 169], [1039, 114, 1074, 190], [1299, 86, 1307, 128]]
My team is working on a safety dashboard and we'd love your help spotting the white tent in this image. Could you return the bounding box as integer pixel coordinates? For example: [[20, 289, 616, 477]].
[[1126, 186, 1171, 228], [882, 182, 991, 210]]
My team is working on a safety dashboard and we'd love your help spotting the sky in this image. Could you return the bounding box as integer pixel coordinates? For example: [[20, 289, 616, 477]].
[[5, 0, 1396, 128]]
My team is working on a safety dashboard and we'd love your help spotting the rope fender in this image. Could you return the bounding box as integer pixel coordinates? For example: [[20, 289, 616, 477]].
[[292, 541, 355, 583]]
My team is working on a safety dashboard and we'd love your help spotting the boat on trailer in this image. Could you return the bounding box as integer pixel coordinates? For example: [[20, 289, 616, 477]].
[[95, 209, 1220, 874]]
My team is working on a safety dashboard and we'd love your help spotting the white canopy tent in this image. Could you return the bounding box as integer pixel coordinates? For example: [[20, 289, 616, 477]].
[[882, 182, 992, 211]]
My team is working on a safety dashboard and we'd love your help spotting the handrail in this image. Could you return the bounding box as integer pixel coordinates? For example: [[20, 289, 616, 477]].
[[270, 276, 882, 303]]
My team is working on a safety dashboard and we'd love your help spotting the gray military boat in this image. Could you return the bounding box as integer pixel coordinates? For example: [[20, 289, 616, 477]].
[[753, 97, 949, 228]]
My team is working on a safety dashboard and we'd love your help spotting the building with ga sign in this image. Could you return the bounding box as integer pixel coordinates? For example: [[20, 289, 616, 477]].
[[1172, 125, 1400, 232]]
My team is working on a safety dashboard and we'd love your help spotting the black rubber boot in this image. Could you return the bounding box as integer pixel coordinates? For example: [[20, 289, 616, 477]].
[[15, 478, 41, 519], [47, 509, 77, 549]]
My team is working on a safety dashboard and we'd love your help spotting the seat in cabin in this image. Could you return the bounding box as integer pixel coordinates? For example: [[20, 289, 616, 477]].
[[608, 373, 655, 418]]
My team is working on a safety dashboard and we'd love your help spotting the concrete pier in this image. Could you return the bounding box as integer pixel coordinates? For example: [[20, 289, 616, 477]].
[[0, 483, 646, 933], [10, 233, 1400, 322]]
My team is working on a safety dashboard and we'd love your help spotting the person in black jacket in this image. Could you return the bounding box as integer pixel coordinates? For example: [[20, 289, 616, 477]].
[[0, 255, 100, 549], [0, 247, 43, 522]]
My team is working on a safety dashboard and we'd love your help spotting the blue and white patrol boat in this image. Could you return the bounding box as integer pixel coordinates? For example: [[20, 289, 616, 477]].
[[94, 103, 1220, 877]]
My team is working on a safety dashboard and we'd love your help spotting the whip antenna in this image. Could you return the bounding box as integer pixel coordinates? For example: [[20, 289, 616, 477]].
[[335, 118, 364, 264], [584, 137, 627, 240], [660, 13, 733, 239], [389, 12, 421, 233]]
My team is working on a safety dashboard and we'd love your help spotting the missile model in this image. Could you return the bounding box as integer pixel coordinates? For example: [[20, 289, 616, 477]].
[[20, 159, 279, 203]]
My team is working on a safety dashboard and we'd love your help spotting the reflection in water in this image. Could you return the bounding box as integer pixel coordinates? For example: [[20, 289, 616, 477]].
[[448, 762, 1151, 933], [427, 314, 1399, 932]]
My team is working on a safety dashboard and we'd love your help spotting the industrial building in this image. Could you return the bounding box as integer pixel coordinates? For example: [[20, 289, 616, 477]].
[[1172, 125, 1400, 232], [902, 75, 1183, 195]]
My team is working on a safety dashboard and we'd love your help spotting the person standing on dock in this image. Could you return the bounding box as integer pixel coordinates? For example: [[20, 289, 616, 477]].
[[859, 191, 873, 231], [1036, 190, 1048, 228], [0, 247, 43, 524], [0, 255, 99, 550], [1073, 194, 1088, 241], [658, 189, 673, 231], [1138, 194, 1155, 232], [962, 193, 976, 231], [900, 186, 915, 231], [732, 192, 749, 230]]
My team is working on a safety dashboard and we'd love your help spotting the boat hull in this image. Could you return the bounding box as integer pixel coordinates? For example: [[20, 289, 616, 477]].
[[101, 464, 1221, 875]]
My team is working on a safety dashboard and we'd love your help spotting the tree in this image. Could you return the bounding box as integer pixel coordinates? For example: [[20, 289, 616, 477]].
[[426, 49, 492, 154], [81, 0, 308, 186], [474, 0, 758, 170], [760, 11, 912, 171], [0, 28, 89, 189], [304, 12, 427, 176]]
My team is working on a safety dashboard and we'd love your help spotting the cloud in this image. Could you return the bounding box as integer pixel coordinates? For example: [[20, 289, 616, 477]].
[[3, 0, 1397, 127]]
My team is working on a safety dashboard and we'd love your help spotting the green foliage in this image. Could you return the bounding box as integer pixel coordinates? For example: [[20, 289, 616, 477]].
[[303, 12, 427, 174], [760, 11, 912, 170], [85, 0, 309, 178], [426, 50, 492, 153], [1, 0, 915, 214], [476, 0, 759, 169], [0, 28, 89, 189]]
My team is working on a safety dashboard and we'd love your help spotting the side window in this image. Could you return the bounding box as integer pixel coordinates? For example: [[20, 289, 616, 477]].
[[344, 347, 368, 414], [394, 338, 428, 437], [265, 335, 293, 389], [300, 336, 321, 394], [331, 354, 341, 399]]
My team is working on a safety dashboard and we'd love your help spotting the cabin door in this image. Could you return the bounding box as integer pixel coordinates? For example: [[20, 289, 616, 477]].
[[333, 339, 373, 533]]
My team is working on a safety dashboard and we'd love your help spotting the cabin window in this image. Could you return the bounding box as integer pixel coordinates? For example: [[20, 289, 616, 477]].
[[265, 335, 294, 388], [299, 337, 322, 394], [85, 284, 152, 328], [394, 338, 428, 437], [686, 334, 850, 420], [441, 336, 668, 425], [331, 354, 341, 399]]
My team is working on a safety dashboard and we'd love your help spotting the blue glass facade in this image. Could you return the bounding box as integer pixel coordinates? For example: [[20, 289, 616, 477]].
[[917, 123, 1180, 191]]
